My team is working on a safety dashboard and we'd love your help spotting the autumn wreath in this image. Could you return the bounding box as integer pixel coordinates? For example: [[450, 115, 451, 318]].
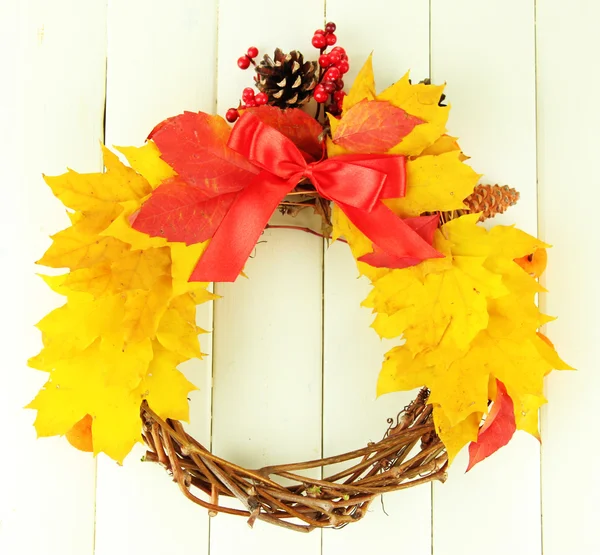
[[28, 23, 571, 532]]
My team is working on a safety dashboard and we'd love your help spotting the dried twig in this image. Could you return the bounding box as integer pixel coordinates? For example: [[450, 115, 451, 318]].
[[140, 388, 446, 532]]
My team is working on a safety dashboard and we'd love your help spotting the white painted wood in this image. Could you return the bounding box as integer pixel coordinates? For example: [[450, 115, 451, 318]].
[[537, 2, 600, 554], [0, 1, 105, 554], [94, 2, 217, 554], [430, 2, 541, 554], [321, 2, 433, 554], [210, 1, 324, 552], [9, 1, 600, 553]]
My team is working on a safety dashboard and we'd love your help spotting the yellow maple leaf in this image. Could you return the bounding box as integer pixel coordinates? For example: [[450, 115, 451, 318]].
[[420, 134, 466, 159], [116, 142, 176, 189], [156, 294, 204, 359], [144, 343, 198, 422], [27, 338, 153, 462], [38, 224, 130, 270], [100, 200, 169, 251], [29, 294, 126, 370], [343, 53, 376, 111], [433, 406, 482, 464], [385, 152, 481, 218], [123, 275, 173, 343], [377, 72, 450, 156], [44, 146, 151, 212], [367, 216, 507, 353]]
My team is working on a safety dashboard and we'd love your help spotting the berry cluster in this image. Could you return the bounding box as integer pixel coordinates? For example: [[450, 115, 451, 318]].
[[311, 22, 348, 116], [227, 47, 266, 122], [237, 46, 259, 70]]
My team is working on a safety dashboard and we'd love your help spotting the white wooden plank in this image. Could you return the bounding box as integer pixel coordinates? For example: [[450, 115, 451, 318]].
[[321, 2, 433, 554], [0, 1, 105, 554], [94, 2, 217, 554], [210, 1, 325, 551], [430, 2, 541, 554], [537, 2, 600, 553]]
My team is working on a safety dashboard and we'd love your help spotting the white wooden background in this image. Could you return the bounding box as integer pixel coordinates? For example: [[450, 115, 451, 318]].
[[1, 1, 598, 554]]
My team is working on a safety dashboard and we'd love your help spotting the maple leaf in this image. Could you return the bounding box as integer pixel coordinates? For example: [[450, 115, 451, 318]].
[[122, 275, 173, 343], [148, 111, 258, 195], [359, 215, 440, 269], [467, 380, 517, 471], [28, 336, 199, 462], [32, 142, 219, 462], [433, 406, 482, 464], [244, 105, 324, 161], [131, 178, 237, 245], [29, 294, 126, 370], [38, 222, 130, 270], [377, 72, 450, 156], [61, 247, 171, 297], [373, 214, 571, 460], [330, 99, 425, 154], [156, 294, 204, 360], [144, 343, 198, 422], [343, 52, 376, 110], [420, 134, 466, 158], [116, 142, 176, 189], [367, 215, 508, 353], [44, 146, 151, 211], [385, 152, 481, 218]]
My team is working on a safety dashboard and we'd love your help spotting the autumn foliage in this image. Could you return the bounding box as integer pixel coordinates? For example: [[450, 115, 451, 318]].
[[29, 54, 569, 469]]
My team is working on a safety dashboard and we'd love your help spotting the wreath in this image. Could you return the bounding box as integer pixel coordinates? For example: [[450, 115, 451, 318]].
[[28, 22, 571, 532]]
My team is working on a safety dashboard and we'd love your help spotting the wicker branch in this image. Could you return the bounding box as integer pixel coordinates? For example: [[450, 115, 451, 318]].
[[140, 388, 447, 532]]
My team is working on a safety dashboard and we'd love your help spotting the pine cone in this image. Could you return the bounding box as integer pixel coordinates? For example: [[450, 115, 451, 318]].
[[255, 49, 318, 109], [461, 184, 520, 221]]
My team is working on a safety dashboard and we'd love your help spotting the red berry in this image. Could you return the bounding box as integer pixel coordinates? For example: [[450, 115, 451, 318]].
[[242, 87, 255, 101], [312, 34, 327, 49], [314, 29, 326, 35], [322, 80, 336, 93], [335, 79, 344, 90], [331, 46, 346, 55], [237, 56, 251, 69], [328, 52, 341, 65], [337, 60, 350, 74], [324, 67, 341, 80], [333, 90, 346, 103], [247, 46, 259, 59], [255, 92, 268, 105], [326, 104, 341, 116], [226, 108, 239, 122], [313, 89, 329, 103], [245, 98, 257, 107], [325, 22, 337, 33], [318, 54, 331, 67], [326, 33, 337, 46]]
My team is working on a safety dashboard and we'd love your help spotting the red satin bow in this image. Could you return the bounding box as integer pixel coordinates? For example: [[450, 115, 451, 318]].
[[190, 112, 441, 282]]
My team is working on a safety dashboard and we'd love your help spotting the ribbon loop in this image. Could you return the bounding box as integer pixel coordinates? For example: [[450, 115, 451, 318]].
[[189, 112, 442, 283]]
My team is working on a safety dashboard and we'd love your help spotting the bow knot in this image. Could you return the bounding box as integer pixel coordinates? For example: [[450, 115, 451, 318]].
[[190, 112, 442, 282]]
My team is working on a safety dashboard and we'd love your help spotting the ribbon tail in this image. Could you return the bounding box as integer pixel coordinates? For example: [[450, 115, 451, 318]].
[[340, 202, 444, 267], [189, 172, 290, 282]]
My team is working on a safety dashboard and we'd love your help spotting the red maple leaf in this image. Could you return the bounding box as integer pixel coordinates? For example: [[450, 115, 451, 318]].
[[358, 214, 440, 269], [244, 105, 324, 161], [131, 178, 237, 245], [148, 111, 259, 196], [467, 380, 517, 472], [332, 100, 425, 153]]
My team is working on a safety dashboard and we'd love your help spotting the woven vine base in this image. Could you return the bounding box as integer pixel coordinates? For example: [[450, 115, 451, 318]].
[[141, 389, 448, 533]]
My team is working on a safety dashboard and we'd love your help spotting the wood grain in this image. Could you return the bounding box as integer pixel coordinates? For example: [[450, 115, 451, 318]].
[[430, 2, 541, 554], [94, 2, 217, 554]]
